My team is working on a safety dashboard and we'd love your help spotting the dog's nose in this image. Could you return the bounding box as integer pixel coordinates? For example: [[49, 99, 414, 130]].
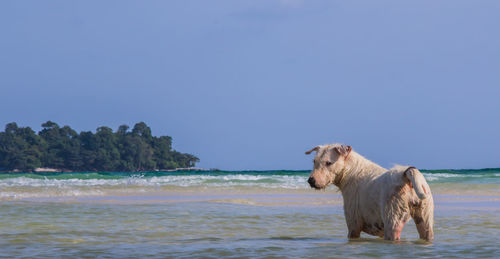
[[308, 177, 316, 187]]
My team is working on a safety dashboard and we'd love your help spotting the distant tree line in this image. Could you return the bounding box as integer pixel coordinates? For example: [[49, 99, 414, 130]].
[[0, 121, 199, 171]]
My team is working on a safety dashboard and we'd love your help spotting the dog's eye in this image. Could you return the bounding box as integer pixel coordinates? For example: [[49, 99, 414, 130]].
[[326, 161, 333, 166]]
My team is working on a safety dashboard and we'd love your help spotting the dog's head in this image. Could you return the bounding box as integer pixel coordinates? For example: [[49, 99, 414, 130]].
[[305, 144, 352, 189]]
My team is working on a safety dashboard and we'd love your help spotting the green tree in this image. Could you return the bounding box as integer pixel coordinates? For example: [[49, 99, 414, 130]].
[[0, 123, 43, 170], [119, 135, 155, 171], [38, 121, 64, 168], [152, 136, 178, 169], [93, 126, 120, 171]]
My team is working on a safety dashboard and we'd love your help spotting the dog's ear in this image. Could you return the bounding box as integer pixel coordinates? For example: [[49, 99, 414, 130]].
[[305, 146, 320, 155], [334, 145, 352, 157]]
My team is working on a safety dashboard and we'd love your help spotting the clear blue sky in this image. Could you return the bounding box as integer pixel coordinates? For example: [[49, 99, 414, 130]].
[[1, 1, 499, 170]]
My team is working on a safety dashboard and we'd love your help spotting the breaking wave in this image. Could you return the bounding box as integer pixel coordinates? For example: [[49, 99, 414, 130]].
[[0, 168, 498, 200]]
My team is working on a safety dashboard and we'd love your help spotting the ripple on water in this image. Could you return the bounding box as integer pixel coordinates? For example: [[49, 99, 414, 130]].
[[0, 196, 499, 258]]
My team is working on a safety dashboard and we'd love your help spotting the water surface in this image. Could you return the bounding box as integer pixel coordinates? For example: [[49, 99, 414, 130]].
[[1, 169, 499, 258]]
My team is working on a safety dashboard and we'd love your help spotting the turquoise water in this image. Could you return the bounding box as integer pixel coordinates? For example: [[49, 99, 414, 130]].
[[1, 168, 499, 189], [1, 169, 499, 257]]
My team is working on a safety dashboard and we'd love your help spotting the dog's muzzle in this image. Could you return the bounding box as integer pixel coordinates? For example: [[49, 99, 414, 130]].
[[307, 177, 316, 188]]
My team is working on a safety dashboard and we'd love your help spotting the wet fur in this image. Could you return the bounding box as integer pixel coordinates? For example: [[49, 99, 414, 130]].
[[306, 144, 434, 241]]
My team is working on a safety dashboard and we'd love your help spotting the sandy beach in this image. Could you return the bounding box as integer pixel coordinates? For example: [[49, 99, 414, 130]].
[[16, 187, 500, 210]]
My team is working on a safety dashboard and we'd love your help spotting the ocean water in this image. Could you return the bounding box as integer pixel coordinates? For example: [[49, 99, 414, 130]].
[[1, 169, 499, 258]]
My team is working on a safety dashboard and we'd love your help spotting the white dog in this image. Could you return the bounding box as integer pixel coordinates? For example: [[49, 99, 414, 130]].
[[306, 143, 434, 241]]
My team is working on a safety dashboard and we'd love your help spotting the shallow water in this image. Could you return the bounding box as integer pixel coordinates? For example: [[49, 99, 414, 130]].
[[1, 199, 499, 258], [1, 170, 499, 258]]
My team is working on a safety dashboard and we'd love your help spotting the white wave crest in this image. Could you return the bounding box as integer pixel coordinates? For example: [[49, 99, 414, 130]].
[[0, 174, 310, 189], [423, 173, 486, 182], [0, 174, 312, 200]]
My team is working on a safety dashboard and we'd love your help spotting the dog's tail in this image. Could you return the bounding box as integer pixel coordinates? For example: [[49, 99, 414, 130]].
[[404, 167, 431, 200]]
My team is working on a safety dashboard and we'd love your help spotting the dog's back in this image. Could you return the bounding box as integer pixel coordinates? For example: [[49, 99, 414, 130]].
[[355, 166, 434, 241]]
